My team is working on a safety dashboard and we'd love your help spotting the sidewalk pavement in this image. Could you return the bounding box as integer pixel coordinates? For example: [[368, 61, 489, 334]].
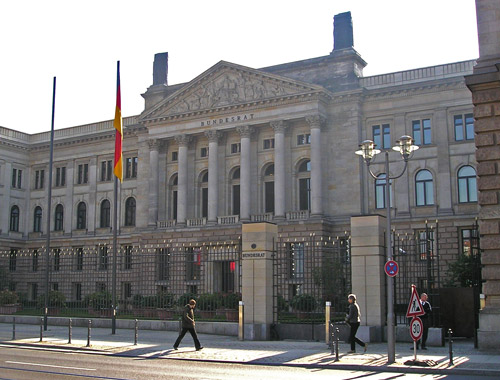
[[1, 322, 499, 376]]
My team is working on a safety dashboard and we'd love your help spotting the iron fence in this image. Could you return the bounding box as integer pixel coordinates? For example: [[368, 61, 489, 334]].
[[0, 241, 241, 321], [273, 234, 352, 324]]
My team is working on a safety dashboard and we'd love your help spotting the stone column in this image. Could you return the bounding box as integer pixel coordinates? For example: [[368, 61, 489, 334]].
[[175, 134, 192, 225], [241, 222, 277, 340], [350, 215, 386, 341], [307, 115, 325, 216], [205, 130, 222, 224], [148, 139, 160, 226], [237, 126, 254, 221], [271, 120, 287, 219], [465, 0, 500, 350]]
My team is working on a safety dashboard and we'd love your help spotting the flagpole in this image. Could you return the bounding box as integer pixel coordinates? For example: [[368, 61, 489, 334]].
[[44, 76, 56, 331], [112, 60, 122, 335]]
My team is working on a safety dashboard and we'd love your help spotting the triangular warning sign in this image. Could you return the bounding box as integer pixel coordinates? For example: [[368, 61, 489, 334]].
[[406, 286, 425, 318]]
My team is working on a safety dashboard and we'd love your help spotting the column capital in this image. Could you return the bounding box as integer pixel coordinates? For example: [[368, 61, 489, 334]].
[[236, 125, 255, 138], [148, 139, 161, 151], [270, 120, 288, 134], [205, 129, 223, 143], [175, 134, 193, 147], [306, 114, 327, 129]]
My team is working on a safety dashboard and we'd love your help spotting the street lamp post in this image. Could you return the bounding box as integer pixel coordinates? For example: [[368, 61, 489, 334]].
[[355, 135, 418, 364]]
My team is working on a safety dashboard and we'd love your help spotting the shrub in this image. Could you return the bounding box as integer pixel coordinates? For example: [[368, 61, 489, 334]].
[[85, 291, 112, 310], [222, 293, 241, 309], [290, 294, 317, 312], [177, 293, 196, 307], [156, 292, 176, 308], [277, 294, 288, 312], [197, 293, 222, 311], [0, 290, 19, 305], [37, 290, 66, 309]]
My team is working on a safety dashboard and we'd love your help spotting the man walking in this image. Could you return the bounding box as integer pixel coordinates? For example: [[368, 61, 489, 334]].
[[346, 294, 367, 354], [173, 299, 203, 351], [417, 293, 432, 350]]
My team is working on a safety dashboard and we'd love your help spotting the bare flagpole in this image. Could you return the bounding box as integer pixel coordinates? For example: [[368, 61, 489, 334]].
[[44, 76, 56, 331]]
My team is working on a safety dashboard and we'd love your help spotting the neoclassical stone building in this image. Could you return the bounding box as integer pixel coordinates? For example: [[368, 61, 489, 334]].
[[0, 13, 479, 317]]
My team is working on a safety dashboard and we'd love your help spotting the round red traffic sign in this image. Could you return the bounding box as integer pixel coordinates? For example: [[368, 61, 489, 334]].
[[384, 260, 399, 277], [410, 317, 423, 341]]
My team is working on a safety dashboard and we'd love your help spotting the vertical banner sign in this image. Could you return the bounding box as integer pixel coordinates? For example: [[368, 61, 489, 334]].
[[114, 61, 123, 181]]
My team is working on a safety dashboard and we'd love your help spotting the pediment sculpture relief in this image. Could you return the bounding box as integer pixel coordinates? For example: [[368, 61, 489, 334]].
[[168, 71, 299, 115]]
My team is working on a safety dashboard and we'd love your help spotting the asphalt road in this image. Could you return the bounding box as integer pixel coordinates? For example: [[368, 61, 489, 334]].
[[0, 345, 496, 380]]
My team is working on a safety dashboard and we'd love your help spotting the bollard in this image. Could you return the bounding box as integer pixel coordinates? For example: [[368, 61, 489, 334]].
[[68, 318, 72, 344], [86, 319, 92, 347], [335, 326, 340, 362], [134, 319, 138, 345], [12, 317, 16, 340], [238, 301, 244, 341], [325, 302, 331, 345], [448, 328, 454, 365], [40, 317, 43, 342]]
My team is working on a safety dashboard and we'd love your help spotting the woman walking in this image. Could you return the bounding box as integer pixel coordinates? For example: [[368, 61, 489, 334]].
[[346, 294, 367, 354]]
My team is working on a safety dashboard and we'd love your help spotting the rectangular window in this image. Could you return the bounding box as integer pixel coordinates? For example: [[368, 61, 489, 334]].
[[53, 248, 61, 271], [413, 119, 431, 146], [98, 245, 108, 270], [383, 124, 391, 149], [125, 157, 138, 179], [51, 283, 59, 291], [96, 282, 106, 292], [35, 169, 45, 189], [186, 247, 201, 281], [12, 168, 22, 188], [202, 187, 208, 218], [123, 282, 132, 299], [77, 164, 89, 184], [56, 167, 66, 187], [158, 248, 170, 281], [76, 247, 84, 271], [221, 261, 235, 293], [265, 181, 274, 213], [231, 143, 241, 154], [124, 245, 133, 270], [171, 151, 178, 161], [288, 243, 305, 279], [200, 147, 208, 158], [461, 228, 479, 257], [417, 230, 435, 261], [100, 160, 112, 181], [29, 283, 38, 301], [373, 125, 381, 149], [232, 184, 240, 215], [297, 133, 311, 145], [263, 138, 275, 150], [9, 249, 17, 271], [299, 178, 311, 211], [32, 249, 39, 272], [454, 114, 474, 141], [73, 283, 82, 301]]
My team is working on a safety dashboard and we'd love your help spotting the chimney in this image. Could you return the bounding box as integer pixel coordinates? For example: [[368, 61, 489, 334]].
[[153, 52, 168, 86], [333, 12, 354, 51]]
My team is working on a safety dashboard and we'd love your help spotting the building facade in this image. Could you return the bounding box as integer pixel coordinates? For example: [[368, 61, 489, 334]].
[[0, 13, 479, 317]]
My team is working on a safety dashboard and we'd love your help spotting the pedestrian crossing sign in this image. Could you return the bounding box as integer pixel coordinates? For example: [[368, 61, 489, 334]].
[[406, 285, 425, 318]]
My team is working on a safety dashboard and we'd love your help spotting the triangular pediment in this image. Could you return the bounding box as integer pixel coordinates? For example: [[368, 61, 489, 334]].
[[141, 61, 327, 122]]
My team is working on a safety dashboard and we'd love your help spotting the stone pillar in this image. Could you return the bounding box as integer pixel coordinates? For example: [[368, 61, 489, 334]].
[[205, 130, 222, 224], [307, 115, 325, 216], [148, 139, 160, 226], [271, 120, 287, 219], [465, 0, 500, 350], [175, 134, 191, 225], [241, 222, 277, 340], [237, 126, 254, 221], [350, 215, 386, 341]]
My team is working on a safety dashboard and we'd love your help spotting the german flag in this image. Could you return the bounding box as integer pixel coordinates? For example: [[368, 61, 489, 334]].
[[113, 61, 123, 181]]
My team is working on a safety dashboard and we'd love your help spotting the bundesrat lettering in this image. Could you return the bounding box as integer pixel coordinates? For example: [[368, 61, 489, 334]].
[[201, 114, 254, 127]]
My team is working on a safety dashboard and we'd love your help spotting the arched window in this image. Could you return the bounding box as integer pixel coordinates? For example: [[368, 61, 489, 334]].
[[10, 205, 19, 232], [199, 171, 208, 218], [76, 202, 86, 230], [54, 204, 64, 231], [298, 159, 311, 211], [375, 173, 393, 209], [458, 166, 478, 203], [415, 170, 434, 206], [125, 197, 136, 226], [33, 206, 42, 232], [100, 199, 111, 228], [231, 167, 240, 216], [170, 173, 178, 220], [263, 164, 274, 213]]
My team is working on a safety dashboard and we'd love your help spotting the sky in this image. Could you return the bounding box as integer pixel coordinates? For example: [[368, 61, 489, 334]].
[[0, 0, 479, 135]]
